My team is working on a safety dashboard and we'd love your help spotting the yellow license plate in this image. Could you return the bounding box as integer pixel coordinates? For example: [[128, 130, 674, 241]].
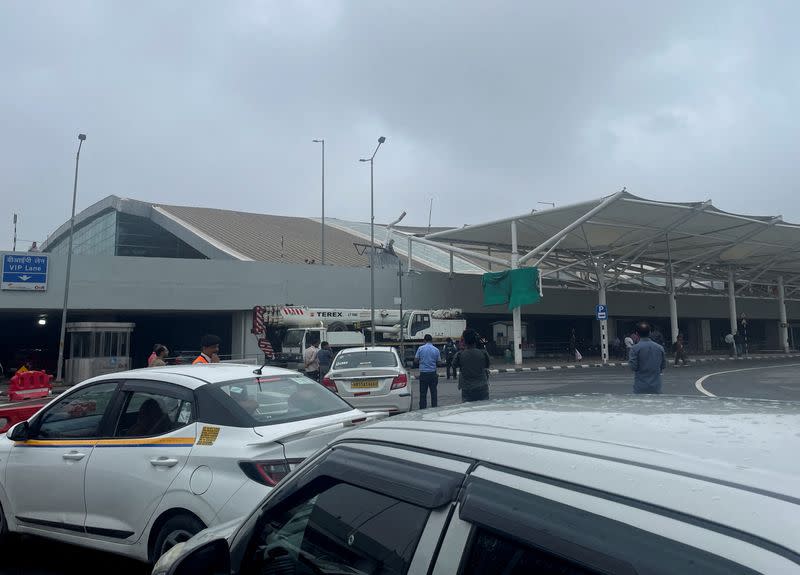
[[351, 380, 379, 389]]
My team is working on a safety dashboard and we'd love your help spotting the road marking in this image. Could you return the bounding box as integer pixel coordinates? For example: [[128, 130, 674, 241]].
[[694, 363, 800, 397]]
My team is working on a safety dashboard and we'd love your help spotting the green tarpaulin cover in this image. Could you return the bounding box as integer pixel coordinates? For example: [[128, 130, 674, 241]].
[[482, 268, 541, 310]]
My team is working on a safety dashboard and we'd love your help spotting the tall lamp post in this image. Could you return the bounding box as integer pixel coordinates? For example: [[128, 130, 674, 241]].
[[312, 139, 325, 265], [359, 136, 386, 346], [56, 133, 86, 384]]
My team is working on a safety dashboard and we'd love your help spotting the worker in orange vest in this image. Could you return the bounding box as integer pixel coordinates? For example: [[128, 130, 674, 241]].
[[193, 334, 221, 364]]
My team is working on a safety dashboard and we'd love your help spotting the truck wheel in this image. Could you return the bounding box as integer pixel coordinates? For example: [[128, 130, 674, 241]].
[[327, 322, 347, 332]]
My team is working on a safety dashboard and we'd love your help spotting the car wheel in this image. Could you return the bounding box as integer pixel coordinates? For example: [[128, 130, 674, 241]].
[[152, 514, 205, 562]]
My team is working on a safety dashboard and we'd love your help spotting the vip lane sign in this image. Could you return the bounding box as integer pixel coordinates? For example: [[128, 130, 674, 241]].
[[1, 253, 49, 291]]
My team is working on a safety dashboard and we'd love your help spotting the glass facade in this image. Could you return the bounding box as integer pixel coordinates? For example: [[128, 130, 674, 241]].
[[46, 210, 206, 259], [49, 211, 117, 256]]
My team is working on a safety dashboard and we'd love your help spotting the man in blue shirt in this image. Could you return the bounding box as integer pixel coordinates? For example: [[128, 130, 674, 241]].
[[415, 334, 441, 409], [628, 322, 666, 394]]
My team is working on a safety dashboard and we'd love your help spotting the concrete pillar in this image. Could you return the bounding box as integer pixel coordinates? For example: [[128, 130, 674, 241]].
[[778, 276, 789, 353], [407, 237, 413, 273], [488, 247, 492, 271], [728, 268, 738, 336], [598, 273, 608, 364], [669, 290, 679, 343], [511, 220, 523, 365]]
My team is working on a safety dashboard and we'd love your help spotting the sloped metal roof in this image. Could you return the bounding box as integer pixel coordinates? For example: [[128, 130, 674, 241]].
[[423, 191, 800, 296]]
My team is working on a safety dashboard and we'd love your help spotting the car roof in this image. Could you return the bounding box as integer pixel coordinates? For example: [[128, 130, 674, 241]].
[[79, 363, 302, 390], [340, 395, 800, 500], [338, 347, 398, 354]]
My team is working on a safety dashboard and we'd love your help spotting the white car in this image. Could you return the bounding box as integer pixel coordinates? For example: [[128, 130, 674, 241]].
[[155, 395, 800, 575], [0, 363, 375, 564], [321, 347, 413, 414]]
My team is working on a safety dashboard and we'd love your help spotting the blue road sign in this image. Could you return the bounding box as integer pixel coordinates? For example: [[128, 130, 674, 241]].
[[1, 253, 49, 291], [595, 304, 608, 321]]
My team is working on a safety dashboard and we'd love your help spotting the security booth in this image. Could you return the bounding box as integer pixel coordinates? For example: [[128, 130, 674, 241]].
[[491, 321, 534, 358], [65, 322, 135, 385]]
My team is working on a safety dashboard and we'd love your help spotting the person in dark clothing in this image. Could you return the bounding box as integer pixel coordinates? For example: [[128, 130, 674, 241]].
[[733, 332, 744, 357], [674, 334, 688, 366], [452, 329, 491, 402], [317, 342, 334, 378], [443, 338, 458, 380]]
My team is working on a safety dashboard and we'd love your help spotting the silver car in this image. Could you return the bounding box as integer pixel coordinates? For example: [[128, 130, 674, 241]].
[[321, 347, 413, 414], [156, 395, 800, 574]]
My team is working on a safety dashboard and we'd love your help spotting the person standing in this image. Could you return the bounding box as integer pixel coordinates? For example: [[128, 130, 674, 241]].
[[303, 339, 320, 381], [628, 322, 666, 394], [317, 341, 333, 378], [453, 329, 491, 402], [147, 344, 161, 367], [733, 331, 744, 357], [193, 334, 221, 364], [444, 338, 458, 380], [149, 345, 169, 367], [674, 334, 688, 366], [415, 334, 441, 409]]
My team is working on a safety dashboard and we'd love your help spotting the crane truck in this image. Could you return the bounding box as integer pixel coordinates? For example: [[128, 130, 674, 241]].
[[251, 305, 466, 368]]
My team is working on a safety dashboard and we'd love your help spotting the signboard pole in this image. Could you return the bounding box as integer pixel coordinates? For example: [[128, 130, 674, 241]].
[[597, 279, 608, 365], [56, 134, 86, 384]]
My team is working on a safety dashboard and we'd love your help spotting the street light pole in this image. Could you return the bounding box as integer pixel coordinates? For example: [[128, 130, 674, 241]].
[[56, 133, 86, 384], [360, 136, 386, 346], [312, 139, 325, 265]]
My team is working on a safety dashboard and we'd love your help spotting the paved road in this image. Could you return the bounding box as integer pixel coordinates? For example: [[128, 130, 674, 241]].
[[4, 359, 799, 575], [422, 358, 800, 409]]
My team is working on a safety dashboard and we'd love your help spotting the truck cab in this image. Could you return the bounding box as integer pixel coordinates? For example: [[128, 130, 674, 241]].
[[397, 312, 466, 342], [280, 327, 366, 369]]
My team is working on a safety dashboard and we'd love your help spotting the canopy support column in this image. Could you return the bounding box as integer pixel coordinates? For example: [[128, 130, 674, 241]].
[[728, 268, 738, 337], [778, 276, 789, 354], [511, 220, 522, 366]]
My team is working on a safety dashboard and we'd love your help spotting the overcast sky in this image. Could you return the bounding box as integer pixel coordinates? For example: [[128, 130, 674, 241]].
[[2, 0, 799, 251]]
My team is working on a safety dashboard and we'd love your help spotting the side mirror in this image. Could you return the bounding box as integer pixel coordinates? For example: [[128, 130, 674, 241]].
[[7, 421, 29, 441], [154, 539, 230, 575]]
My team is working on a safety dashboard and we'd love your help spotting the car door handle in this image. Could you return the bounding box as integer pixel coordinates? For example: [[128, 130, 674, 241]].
[[150, 457, 179, 468], [63, 451, 86, 461]]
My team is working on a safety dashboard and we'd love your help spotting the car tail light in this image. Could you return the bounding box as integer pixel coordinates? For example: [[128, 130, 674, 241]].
[[321, 377, 338, 393], [391, 374, 408, 390], [239, 460, 300, 487]]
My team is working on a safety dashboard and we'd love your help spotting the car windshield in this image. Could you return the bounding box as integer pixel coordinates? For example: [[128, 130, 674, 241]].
[[283, 330, 307, 347], [333, 351, 398, 369], [211, 375, 351, 426]]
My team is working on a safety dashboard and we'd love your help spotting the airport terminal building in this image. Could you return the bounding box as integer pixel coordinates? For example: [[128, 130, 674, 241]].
[[2, 192, 799, 377]]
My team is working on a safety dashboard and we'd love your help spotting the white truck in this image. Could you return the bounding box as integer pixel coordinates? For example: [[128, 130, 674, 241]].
[[252, 305, 466, 368]]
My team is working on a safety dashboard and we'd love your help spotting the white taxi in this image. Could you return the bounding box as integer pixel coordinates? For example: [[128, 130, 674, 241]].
[[0, 363, 374, 564]]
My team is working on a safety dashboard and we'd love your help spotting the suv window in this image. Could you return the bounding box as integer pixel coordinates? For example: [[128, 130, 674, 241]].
[[36, 382, 119, 439], [333, 351, 398, 369], [463, 528, 600, 575], [114, 391, 194, 437], [204, 375, 351, 427], [243, 480, 430, 575]]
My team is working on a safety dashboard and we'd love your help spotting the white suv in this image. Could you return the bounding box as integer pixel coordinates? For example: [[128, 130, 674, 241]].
[[155, 394, 800, 574]]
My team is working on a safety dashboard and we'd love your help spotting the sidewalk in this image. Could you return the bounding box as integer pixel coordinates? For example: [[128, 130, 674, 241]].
[[485, 352, 800, 375]]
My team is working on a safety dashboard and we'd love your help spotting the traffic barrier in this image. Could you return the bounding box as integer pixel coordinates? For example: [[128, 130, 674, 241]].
[[0, 402, 46, 433], [8, 370, 53, 402]]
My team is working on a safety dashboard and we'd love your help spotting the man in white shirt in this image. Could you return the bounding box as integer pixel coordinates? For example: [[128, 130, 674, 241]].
[[303, 340, 320, 381]]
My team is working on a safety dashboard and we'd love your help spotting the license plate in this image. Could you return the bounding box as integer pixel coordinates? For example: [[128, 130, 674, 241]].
[[351, 380, 379, 389]]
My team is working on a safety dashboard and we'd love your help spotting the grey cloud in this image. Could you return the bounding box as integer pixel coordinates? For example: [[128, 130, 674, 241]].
[[2, 0, 799, 251]]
